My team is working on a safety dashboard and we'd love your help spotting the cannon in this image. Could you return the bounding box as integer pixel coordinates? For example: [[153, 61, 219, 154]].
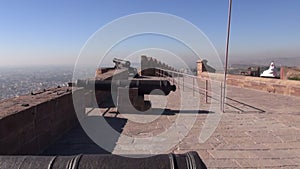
[[0, 152, 207, 169], [112, 58, 137, 76], [74, 78, 176, 111], [76, 79, 176, 95], [71, 57, 177, 111], [113, 58, 131, 68]]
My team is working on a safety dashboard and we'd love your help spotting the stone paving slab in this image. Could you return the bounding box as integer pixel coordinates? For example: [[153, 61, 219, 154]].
[[43, 80, 300, 168], [115, 84, 300, 168]]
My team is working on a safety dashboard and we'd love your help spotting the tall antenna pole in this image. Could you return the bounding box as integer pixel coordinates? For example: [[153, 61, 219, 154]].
[[222, 0, 233, 112]]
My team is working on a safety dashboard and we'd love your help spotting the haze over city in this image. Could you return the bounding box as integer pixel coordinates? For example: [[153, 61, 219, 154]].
[[0, 0, 299, 67]]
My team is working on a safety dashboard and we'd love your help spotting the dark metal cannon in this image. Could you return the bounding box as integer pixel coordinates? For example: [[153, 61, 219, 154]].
[[0, 152, 207, 169], [112, 58, 137, 76], [70, 57, 177, 111], [76, 79, 176, 95], [113, 58, 131, 68]]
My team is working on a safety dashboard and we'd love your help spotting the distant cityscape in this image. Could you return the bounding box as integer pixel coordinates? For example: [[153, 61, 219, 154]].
[[0, 66, 75, 100], [1, 57, 299, 101]]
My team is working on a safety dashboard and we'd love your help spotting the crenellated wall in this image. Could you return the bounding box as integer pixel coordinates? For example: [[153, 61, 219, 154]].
[[0, 87, 85, 155], [140, 55, 178, 76]]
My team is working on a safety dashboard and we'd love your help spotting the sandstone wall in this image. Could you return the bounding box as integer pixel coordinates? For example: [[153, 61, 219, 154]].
[[199, 72, 300, 97], [0, 87, 85, 155], [280, 66, 300, 80]]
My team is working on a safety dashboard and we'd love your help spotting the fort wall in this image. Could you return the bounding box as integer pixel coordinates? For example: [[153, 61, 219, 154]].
[[0, 87, 85, 155], [141, 55, 177, 76], [197, 60, 300, 97], [280, 66, 300, 80]]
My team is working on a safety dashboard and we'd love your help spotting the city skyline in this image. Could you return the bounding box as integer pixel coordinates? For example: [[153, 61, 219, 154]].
[[0, 0, 299, 66]]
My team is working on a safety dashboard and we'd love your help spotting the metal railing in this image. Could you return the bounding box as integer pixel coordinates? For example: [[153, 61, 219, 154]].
[[154, 67, 265, 113], [155, 67, 224, 111]]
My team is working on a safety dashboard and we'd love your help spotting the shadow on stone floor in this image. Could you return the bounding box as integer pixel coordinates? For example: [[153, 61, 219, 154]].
[[42, 116, 127, 156], [108, 108, 212, 116]]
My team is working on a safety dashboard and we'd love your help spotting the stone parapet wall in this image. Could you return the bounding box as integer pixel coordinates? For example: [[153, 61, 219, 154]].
[[140, 55, 178, 76], [280, 66, 300, 80], [0, 87, 85, 155], [0, 62, 132, 155], [199, 72, 300, 97]]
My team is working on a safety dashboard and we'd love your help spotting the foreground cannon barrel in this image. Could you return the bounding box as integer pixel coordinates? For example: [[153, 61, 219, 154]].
[[0, 152, 206, 169], [76, 79, 176, 95]]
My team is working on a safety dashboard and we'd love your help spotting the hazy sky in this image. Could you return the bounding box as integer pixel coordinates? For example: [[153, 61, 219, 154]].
[[0, 0, 299, 67]]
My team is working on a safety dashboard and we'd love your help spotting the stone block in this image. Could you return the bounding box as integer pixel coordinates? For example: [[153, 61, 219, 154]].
[[205, 159, 240, 168], [51, 123, 67, 142], [0, 131, 21, 154], [35, 100, 54, 122], [19, 138, 40, 155], [0, 108, 34, 138], [37, 130, 54, 151], [208, 150, 258, 159], [272, 84, 288, 94], [35, 116, 53, 136], [19, 123, 36, 145], [290, 86, 300, 97]]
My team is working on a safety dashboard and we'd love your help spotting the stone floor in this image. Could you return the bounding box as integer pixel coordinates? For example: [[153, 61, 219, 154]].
[[44, 78, 300, 168]]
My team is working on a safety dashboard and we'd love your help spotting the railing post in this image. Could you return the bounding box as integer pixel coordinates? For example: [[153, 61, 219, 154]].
[[172, 72, 174, 84], [205, 79, 208, 103], [193, 77, 195, 96], [220, 82, 223, 111], [177, 73, 180, 89], [182, 75, 184, 91]]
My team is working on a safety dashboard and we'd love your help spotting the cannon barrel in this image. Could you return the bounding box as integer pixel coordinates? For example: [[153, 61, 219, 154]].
[[76, 79, 176, 95], [113, 58, 131, 68], [0, 152, 207, 169]]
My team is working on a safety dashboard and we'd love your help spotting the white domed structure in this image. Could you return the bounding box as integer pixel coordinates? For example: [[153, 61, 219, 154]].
[[260, 61, 278, 78]]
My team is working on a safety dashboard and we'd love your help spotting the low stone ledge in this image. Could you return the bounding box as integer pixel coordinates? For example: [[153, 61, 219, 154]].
[[198, 72, 300, 97], [0, 87, 83, 155]]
